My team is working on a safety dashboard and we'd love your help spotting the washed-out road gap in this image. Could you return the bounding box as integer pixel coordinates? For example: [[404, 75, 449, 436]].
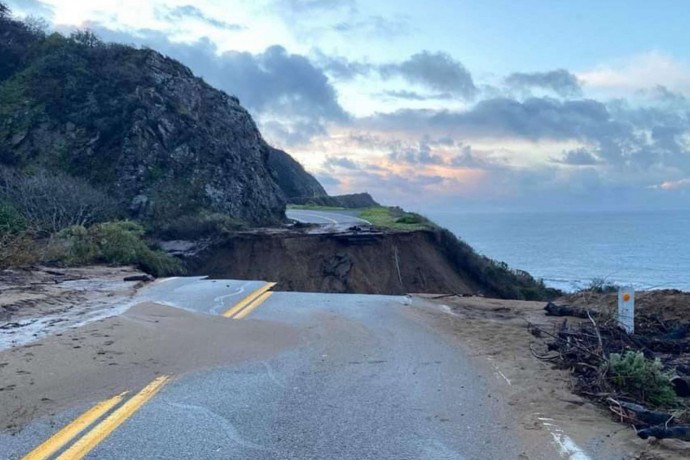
[[2, 276, 593, 459]]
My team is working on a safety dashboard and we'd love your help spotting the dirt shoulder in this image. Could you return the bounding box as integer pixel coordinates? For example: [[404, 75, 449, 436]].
[[414, 294, 690, 460]]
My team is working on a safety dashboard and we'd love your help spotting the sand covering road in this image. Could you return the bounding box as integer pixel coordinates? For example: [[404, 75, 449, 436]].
[[0, 302, 300, 432]]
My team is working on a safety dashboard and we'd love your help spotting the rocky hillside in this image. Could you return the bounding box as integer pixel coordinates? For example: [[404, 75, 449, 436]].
[[0, 12, 327, 226], [267, 147, 327, 201]]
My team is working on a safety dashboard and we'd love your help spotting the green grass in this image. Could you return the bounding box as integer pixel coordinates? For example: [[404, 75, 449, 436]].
[[357, 207, 437, 231], [287, 204, 348, 211]]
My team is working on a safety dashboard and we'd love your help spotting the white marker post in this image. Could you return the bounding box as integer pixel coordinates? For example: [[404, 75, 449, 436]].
[[618, 286, 635, 334]]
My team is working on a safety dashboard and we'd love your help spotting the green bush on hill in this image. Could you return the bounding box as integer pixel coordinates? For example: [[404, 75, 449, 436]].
[[359, 207, 437, 231], [0, 201, 25, 234], [154, 212, 246, 240], [586, 277, 619, 293], [435, 229, 559, 301], [49, 221, 183, 277]]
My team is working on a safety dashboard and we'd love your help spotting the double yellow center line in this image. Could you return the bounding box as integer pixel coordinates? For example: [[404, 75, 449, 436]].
[[23, 376, 170, 460], [222, 282, 276, 319], [22, 281, 276, 459]]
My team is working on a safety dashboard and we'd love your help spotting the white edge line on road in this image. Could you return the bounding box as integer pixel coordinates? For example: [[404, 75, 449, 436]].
[[535, 414, 592, 460]]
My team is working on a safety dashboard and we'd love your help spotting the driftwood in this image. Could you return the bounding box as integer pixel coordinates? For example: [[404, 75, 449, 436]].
[[637, 425, 690, 441], [531, 306, 690, 441], [607, 398, 672, 426], [123, 274, 153, 282], [671, 376, 690, 397], [543, 302, 590, 318]]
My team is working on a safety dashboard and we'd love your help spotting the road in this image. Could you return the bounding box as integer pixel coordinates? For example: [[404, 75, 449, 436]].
[[0, 277, 603, 459], [285, 209, 370, 228]]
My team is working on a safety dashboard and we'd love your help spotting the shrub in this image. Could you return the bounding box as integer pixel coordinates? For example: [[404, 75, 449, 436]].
[[50, 221, 184, 277], [395, 213, 427, 225], [586, 277, 618, 293], [436, 229, 560, 301], [607, 351, 677, 407], [154, 212, 246, 239], [0, 167, 119, 234], [0, 201, 26, 234], [0, 232, 38, 268]]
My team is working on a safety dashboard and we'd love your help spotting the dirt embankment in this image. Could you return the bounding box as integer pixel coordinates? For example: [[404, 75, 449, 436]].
[[187, 229, 555, 300]]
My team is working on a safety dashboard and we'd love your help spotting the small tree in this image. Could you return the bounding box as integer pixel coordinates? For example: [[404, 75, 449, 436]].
[[0, 3, 9, 19]]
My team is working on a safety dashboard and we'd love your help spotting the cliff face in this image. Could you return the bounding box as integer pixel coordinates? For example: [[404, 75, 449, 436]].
[[0, 23, 326, 226], [266, 147, 327, 200], [188, 229, 558, 300]]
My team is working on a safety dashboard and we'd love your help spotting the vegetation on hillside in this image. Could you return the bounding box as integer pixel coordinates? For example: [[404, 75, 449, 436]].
[[0, 166, 182, 276], [47, 221, 183, 277], [435, 228, 559, 300], [359, 206, 437, 231]]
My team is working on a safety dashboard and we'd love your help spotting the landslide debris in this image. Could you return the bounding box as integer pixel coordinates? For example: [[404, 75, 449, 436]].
[[529, 295, 690, 443]]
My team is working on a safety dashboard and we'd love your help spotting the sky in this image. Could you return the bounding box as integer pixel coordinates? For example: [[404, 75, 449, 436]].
[[8, 0, 690, 212]]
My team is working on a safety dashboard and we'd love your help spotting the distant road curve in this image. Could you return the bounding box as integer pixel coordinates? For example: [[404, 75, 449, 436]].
[[286, 209, 370, 226]]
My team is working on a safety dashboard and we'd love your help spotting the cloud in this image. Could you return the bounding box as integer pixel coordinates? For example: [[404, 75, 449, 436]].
[[450, 145, 505, 169], [160, 5, 244, 31], [556, 148, 601, 165], [505, 69, 581, 97], [272, 0, 408, 40], [317, 50, 476, 99], [274, 0, 356, 15], [89, 27, 348, 145], [389, 139, 444, 165], [325, 156, 359, 169], [312, 49, 374, 80], [578, 51, 690, 95], [5, 0, 53, 18], [361, 97, 616, 142], [334, 14, 409, 38], [656, 178, 690, 190], [381, 51, 476, 99], [379, 90, 452, 101]]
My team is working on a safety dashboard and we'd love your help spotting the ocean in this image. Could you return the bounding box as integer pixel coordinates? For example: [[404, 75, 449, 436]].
[[425, 209, 690, 292]]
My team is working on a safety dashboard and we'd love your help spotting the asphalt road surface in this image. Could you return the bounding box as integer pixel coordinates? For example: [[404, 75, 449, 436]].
[[285, 209, 370, 228], [1, 277, 606, 459]]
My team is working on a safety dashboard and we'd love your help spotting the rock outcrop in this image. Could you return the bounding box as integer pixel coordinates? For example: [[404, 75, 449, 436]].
[[0, 21, 331, 226], [267, 147, 326, 201]]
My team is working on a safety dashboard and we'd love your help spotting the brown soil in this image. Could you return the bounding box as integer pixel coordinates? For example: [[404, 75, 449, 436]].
[[415, 294, 690, 460], [0, 302, 300, 432], [191, 230, 482, 295], [561, 290, 690, 323]]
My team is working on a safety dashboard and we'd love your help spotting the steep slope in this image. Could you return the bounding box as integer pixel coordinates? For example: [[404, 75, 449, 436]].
[[188, 229, 558, 300], [0, 20, 325, 226], [267, 147, 327, 200]]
